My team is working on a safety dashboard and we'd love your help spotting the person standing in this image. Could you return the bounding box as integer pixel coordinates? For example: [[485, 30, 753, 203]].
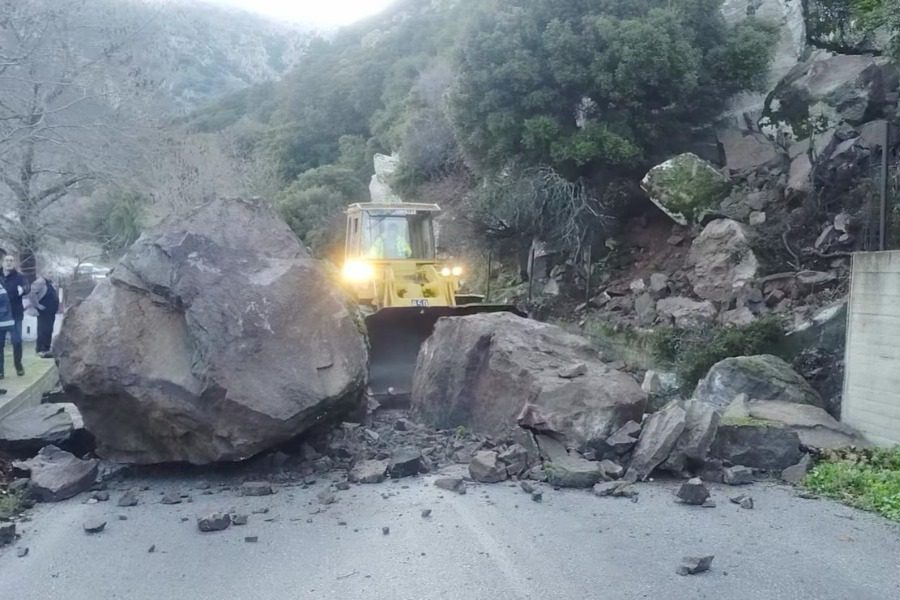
[[28, 276, 59, 358], [0, 255, 30, 376], [0, 278, 16, 379]]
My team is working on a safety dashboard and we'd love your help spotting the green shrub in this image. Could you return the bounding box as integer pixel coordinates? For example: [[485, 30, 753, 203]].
[[650, 317, 786, 392], [805, 447, 900, 522]]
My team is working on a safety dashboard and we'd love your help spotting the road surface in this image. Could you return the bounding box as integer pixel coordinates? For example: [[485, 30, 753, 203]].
[[1, 466, 898, 599]]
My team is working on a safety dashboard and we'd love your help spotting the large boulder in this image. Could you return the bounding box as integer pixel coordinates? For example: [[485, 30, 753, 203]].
[[742, 400, 866, 449], [767, 52, 900, 132], [710, 424, 803, 471], [411, 313, 646, 453], [369, 153, 401, 203], [656, 297, 717, 328], [641, 153, 731, 225], [660, 399, 720, 475], [688, 219, 759, 304], [694, 355, 826, 411], [624, 401, 687, 482], [0, 404, 86, 454], [13, 445, 98, 502], [55, 198, 368, 464], [717, 128, 787, 177]]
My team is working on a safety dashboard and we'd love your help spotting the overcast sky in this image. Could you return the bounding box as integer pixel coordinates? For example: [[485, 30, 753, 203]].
[[202, 0, 396, 26]]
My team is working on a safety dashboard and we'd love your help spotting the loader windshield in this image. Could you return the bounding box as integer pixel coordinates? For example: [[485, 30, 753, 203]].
[[364, 212, 435, 260]]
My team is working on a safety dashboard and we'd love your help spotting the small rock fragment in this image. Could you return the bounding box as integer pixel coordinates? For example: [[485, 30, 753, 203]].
[[558, 362, 587, 379], [520, 481, 535, 494], [148, 545, 156, 553], [317, 490, 337, 505], [117, 490, 139, 507], [83, 519, 107, 534], [676, 478, 710, 505], [382, 526, 390, 535], [335, 481, 351, 491], [531, 491, 543, 503], [0, 523, 15, 546], [434, 478, 466, 494], [389, 448, 426, 478], [740, 496, 754, 509], [677, 555, 714, 576], [723, 465, 754, 486], [232, 514, 249, 526], [244, 536, 258, 543], [91, 490, 110, 502], [469, 451, 508, 483], [240, 482, 274, 497], [599, 459, 624, 480], [16, 547, 28, 558], [160, 492, 182, 505], [349, 459, 389, 484], [421, 509, 432, 518], [592, 481, 638, 498], [781, 454, 813, 485], [197, 512, 231, 532]]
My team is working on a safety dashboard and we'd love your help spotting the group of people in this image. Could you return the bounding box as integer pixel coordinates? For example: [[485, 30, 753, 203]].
[[0, 253, 59, 378]]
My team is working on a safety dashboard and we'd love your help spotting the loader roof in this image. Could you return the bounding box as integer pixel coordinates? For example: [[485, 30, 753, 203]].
[[347, 202, 441, 214]]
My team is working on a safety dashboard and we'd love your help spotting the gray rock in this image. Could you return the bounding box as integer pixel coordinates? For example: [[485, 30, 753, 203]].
[[244, 536, 259, 543], [519, 481, 535, 494], [91, 490, 110, 502], [16, 547, 28, 557], [231, 514, 249, 526], [557, 362, 587, 379], [0, 523, 14, 545], [0, 403, 84, 453], [497, 444, 530, 477], [160, 492, 182, 505], [710, 424, 803, 470], [240, 482, 273, 497], [641, 371, 662, 394], [676, 478, 710, 505], [781, 454, 813, 485], [599, 459, 624, 480], [468, 451, 507, 483], [656, 297, 717, 328], [13, 445, 98, 502], [677, 555, 714, 575], [592, 481, 639, 498], [625, 403, 687, 482], [634, 294, 657, 326], [723, 465, 754, 485], [83, 519, 107, 534], [317, 490, 336, 505], [730, 494, 754, 509], [717, 128, 785, 176], [434, 478, 466, 494], [695, 355, 826, 412], [55, 197, 368, 465], [197, 513, 231, 532], [745, 400, 865, 449], [349, 460, 389, 484], [545, 456, 604, 489], [649, 273, 670, 298], [389, 447, 426, 478], [688, 219, 759, 304], [116, 490, 139, 507], [660, 399, 720, 475], [411, 313, 646, 452], [641, 153, 731, 225]]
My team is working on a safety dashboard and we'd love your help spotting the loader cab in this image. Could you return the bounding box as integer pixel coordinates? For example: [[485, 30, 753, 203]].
[[344, 203, 439, 262]]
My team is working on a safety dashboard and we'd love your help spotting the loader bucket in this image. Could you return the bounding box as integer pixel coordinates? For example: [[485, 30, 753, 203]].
[[365, 304, 523, 404]]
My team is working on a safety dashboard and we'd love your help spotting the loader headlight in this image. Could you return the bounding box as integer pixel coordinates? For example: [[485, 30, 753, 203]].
[[451, 266, 463, 277], [343, 260, 375, 283], [440, 267, 452, 277], [441, 266, 464, 277]]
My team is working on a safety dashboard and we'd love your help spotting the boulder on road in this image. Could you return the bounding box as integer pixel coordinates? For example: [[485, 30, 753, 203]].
[[55, 198, 368, 465], [710, 424, 803, 471], [349, 460, 389, 484], [0, 403, 86, 454], [14, 445, 98, 502], [744, 400, 866, 449], [660, 399, 720, 475], [411, 313, 646, 454], [469, 451, 507, 483], [625, 402, 687, 482], [676, 478, 710, 505], [695, 355, 825, 412], [545, 456, 604, 489]]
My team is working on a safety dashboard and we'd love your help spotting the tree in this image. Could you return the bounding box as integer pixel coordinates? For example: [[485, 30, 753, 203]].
[[449, 0, 777, 177], [0, 0, 152, 274]]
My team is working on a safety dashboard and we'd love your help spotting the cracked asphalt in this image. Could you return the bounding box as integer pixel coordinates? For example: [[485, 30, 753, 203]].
[[1, 466, 899, 599]]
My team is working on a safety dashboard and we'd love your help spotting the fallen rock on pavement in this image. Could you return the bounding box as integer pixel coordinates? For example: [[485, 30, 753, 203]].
[[83, 519, 107, 534], [710, 424, 803, 471], [723, 465, 754, 485], [545, 456, 604, 489], [240, 482, 274, 497], [660, 399, 720, 475], [730, 494, 754, 509], [676, 478, 710, 505], [0, 403, 87, 454], [469, 451, 507, 483], [625, 402, 686, 482], [411, 313, 646, 452], [0, 523, 15, 545], [197, 513, 231, 532], [434, 477, 466, 494], [389, 448, 427, 478], [13, 445, 98, 502], [742, 401, 866, 449], [349, 459, 389, 484], [781, 454, 813, 484], [677, 555, 714, 576], [56, 197, 368, 465], [592, 481, 639, 499]]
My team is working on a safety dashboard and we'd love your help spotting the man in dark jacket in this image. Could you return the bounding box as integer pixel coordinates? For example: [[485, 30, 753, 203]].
[[0, 254, 29, 376], [28, 276, 59, 357]]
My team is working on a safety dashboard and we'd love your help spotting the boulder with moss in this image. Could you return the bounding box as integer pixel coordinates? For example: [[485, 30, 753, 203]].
[[641, 153, 732, 225]]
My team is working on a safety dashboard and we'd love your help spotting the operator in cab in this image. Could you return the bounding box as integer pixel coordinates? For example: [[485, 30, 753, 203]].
[[368, 221, 412, 259]]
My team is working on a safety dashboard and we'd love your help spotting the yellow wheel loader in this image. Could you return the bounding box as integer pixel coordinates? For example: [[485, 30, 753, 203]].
[[342, 201, 520, 401]]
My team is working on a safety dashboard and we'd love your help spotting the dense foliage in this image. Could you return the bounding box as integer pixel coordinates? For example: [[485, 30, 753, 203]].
[[806, 447, 900, 522], [191, 0, 775, 256]]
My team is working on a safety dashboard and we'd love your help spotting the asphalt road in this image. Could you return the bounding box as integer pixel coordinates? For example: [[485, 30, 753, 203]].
[[1, 466, 899, 600]]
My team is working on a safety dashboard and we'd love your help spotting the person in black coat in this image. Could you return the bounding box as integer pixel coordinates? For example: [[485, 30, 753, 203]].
[[0, 254, 30, 376], [29, 276, 59, 357]]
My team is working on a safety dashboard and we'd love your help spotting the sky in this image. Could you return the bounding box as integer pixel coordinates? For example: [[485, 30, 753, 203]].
[[203, 0, 397, 27]]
